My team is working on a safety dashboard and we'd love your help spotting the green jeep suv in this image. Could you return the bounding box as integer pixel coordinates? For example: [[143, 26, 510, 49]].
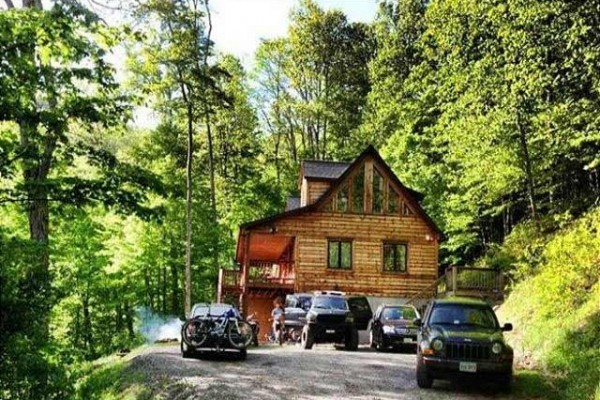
[[415, 297, 514, 389]]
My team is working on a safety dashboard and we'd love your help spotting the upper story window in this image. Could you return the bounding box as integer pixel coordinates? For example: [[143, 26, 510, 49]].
[[328, 239, 352, 270], [352, 167, 364, 213], [383, 242, 407, 272], [388, 184, 400, 214], [337, 184, 349, 212], [373, 168, 384, 214]]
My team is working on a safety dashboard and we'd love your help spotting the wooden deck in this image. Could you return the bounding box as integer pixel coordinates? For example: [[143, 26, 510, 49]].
[[406, 266, 505, 309]]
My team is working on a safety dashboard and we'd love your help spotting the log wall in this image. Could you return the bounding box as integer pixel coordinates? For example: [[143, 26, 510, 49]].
[[252, 212, 439, 298]]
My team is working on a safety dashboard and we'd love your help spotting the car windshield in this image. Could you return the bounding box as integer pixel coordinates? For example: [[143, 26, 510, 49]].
[[429, 304, 498, 329], [382, 306, 417, 320], [313, 296, 348, 310]]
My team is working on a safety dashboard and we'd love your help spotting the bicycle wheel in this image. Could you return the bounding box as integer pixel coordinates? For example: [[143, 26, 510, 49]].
[[227, 319, 254, 349], [182, 318, 208, 348]]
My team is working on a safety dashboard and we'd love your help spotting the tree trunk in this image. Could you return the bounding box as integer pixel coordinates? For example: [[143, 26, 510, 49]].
[[516, 112, 537, 219], [82, 294, 93, 358], [184, 101, 193, 314]]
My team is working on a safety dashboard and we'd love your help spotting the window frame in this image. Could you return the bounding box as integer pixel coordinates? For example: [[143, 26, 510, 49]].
[[327, 238, 353, 270], [382, 241, 408, 273]]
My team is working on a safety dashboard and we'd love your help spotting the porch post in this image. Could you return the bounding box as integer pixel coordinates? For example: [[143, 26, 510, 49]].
[[239, 231, 250, 315], [217, 268, 223, 303]]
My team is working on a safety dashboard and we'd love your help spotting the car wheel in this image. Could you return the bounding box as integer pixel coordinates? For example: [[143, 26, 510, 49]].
[[237, 349, 247, 361], [180, 340, 194, 359], [416, 363, 433, 389], [345, 327, 359, 351], [497, 372, 512, 392], [301, 325, 314, 350], [375, 332, 386, 352], [369, 330, 375, 348]]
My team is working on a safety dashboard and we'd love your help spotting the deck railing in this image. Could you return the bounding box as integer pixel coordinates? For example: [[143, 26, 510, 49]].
[[406, 266, 505, 308], [219, 262, 295, 291]]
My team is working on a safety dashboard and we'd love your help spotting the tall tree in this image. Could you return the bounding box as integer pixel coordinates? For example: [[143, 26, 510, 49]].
[[254, 0, 374, 184], [133, 0, 225, 312]]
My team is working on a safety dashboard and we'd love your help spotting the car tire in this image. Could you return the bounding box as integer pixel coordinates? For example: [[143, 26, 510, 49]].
[[375, 332, 386, 352], [497, 372, 512, 392], [416, 363, 433, 389], [345, 328, 359, 351], [237, 349, 247, 361], [301, 325, 314, 350], [181, 341, 194, 359]]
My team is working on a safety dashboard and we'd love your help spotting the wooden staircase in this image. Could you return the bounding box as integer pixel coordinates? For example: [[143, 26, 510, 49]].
[[406, 266, 505, 311]]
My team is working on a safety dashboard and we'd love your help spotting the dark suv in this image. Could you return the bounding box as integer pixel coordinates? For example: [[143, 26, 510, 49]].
[[300, 291, 364, 351], [415, 297, 513, 389]]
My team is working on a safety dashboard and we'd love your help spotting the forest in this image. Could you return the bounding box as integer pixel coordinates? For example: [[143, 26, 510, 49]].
[[0, 0, 599, 399]]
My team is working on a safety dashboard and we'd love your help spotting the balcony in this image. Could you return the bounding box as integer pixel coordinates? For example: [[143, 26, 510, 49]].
[[218, 262, 295, 297]]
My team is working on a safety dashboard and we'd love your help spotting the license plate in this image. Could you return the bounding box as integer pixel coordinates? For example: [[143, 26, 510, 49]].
[[459, 362, 477, 373], [403, 338, 414, 343], [326, 329, 335, 334]]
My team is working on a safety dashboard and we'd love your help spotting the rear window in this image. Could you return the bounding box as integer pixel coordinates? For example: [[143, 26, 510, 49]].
[[313, 296, 348, 310], [192, 304, 239, 318], [382, 306, 417, 320]]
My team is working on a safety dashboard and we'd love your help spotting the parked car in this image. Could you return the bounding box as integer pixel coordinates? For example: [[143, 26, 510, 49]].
[[180, 303, 252, 360], [300, 291, 365, 351], [369, 304, 420, 351], [414, 297, 513, 389]]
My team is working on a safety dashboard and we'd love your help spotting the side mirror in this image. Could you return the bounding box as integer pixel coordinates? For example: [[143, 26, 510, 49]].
[[502, 323, 513, 332], [413, 318, 422, 327]]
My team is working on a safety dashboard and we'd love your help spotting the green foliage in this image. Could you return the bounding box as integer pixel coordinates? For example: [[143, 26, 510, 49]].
[[496, 208, 600, 400]]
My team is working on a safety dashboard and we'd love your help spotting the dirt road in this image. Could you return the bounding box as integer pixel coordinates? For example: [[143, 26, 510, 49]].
[[126, 344, 516, 400]]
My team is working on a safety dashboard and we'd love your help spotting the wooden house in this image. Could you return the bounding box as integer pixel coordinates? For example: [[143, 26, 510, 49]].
[[217, 146, 442, 334]]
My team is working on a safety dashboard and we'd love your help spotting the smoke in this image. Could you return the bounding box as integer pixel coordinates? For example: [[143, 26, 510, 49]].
[[136, 307, 182, 343]]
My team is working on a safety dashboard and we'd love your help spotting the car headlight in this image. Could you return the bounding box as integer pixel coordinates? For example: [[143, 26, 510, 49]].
[[307, 313, 316, 322], [492, 342, 503, 355], [431, 338, 444, 352], [382, 325, 395, 334], [345, 314, 354, 323]]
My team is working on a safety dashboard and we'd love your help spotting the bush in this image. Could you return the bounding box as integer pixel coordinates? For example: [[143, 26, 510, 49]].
[[496, 208, 600, 400]]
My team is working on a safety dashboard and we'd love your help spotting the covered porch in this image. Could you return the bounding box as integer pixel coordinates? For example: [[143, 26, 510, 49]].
[[217, 231, 296, 310]]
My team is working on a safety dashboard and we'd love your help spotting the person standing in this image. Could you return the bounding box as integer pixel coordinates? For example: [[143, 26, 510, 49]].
[[270, 297, 285, 345]]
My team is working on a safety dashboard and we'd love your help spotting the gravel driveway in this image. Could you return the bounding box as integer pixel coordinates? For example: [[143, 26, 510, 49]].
[[126, 344, 517, 400]]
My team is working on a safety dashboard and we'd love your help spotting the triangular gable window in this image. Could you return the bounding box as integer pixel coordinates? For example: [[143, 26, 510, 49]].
[[373, 168, 384, 214], [388, 184, 400, 214], [352, 166, 364, 213], [337, 183, 349, 212]]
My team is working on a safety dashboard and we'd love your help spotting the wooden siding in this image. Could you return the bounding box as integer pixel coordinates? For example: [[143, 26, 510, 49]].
[[308, 181, 331, 204], [254, 212, 438, 298]]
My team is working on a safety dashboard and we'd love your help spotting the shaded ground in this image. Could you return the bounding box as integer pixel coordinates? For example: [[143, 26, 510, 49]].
[[119, 343, 522, 400]]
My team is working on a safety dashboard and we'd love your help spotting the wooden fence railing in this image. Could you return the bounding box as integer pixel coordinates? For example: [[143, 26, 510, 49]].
[[218, 262, 295, 291], [406, 266, 505, 308]]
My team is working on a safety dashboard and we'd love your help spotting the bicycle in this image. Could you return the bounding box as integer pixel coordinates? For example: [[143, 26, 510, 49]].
[[182, 308, 254, 350]]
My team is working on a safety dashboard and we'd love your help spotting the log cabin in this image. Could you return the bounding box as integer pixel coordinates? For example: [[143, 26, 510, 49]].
[[217, 145, 442, 335]]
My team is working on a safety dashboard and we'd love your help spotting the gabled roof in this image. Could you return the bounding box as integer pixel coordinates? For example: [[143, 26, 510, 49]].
[[241, 145, 443, 238], [285, 197, 301, 211], [301, 160, 351, 180]]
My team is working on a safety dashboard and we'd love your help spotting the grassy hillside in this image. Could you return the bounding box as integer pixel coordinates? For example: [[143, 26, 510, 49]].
[[493, 209, 600, 400]]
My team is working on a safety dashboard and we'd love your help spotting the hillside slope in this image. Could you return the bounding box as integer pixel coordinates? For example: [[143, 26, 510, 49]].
[[494, 209, 600, 400]]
